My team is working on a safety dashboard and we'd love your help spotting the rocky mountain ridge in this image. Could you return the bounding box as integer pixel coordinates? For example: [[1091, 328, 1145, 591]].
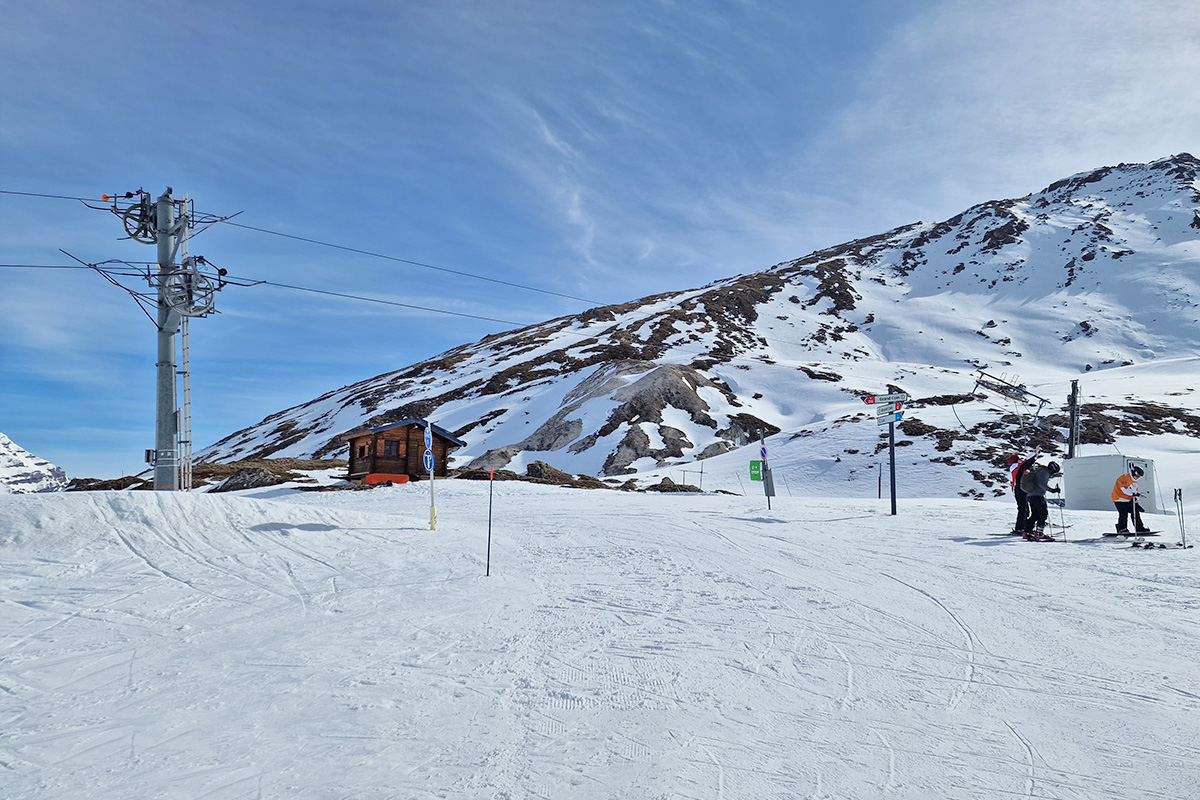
[[200, 154, 1200, 494], [0, 432, 69, 494]]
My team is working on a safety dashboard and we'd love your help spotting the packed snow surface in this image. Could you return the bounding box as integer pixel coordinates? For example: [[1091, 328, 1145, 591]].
[[3, 482, 1198, 799]]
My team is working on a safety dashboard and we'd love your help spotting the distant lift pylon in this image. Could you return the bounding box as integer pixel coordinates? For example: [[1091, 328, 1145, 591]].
[[104, 188, 226, 490]]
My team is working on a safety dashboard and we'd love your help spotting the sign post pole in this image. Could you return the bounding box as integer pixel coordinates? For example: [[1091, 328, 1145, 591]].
[[487, 466, 494, 576], [889, 419, 898, 516], [760, 431, 773, 511], [865, 393, 907, 516], [425, 422, 436, 531]]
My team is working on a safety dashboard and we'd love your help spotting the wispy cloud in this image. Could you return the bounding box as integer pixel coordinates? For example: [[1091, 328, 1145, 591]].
[[5, 0, 1196, 477], [801, 0, 1200, 225]]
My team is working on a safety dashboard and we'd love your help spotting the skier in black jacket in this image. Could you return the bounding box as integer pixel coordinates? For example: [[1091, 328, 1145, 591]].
[[1023, 461, 1061, 539]]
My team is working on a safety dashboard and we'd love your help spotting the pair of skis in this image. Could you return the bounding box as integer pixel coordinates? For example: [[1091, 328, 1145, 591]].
[[1001, 489, 1192, 549], [998, 525, 1067, 542], [1111, 491, 1193, 549], [1104, 530, 1166, 549]]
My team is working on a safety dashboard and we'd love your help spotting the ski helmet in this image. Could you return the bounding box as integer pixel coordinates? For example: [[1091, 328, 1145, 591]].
[[1047, 461, 1061, 475], [1131, 465, 1144, 478]]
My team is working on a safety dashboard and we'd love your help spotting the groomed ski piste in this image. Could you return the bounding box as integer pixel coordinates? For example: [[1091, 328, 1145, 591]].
[[3, 470, 1199, 799]]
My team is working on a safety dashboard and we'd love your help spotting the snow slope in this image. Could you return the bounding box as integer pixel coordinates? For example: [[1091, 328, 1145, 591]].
[[3, 483, 1199, 799], [198, 154, 1200, 495]]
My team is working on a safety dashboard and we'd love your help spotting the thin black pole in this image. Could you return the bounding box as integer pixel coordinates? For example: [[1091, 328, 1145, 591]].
[[761, 429, 771, 511], [486, 467, 494, 576], [889, 421, 897, 516], [1132, 483, 1143, 533], [1177, 489, 1188, 548]]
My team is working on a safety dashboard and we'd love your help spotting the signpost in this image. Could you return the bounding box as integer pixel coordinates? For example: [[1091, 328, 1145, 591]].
[[758, 433, 774, 509], [864, 393, 908, 515], [487, 466, 495, 576], [425, 422, 436, 531]]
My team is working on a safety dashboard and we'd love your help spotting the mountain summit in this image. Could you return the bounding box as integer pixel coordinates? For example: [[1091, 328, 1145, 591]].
[[0, 432, 69, 494], [201, 154, 1200, 491]]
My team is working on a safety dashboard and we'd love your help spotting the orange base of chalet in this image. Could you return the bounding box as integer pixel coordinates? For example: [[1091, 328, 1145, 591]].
[[363, 473, 410, 486]]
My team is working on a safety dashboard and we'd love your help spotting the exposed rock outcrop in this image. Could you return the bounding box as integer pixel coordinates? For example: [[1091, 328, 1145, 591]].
[[210, 467, 284, 493]]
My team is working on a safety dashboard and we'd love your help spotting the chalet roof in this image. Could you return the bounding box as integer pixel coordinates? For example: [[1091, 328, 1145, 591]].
[[339, 418, 466, 447]]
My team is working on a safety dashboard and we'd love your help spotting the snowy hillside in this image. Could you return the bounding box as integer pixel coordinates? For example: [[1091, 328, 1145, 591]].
[[2, 483, 1198, 798], [201, 154, 1200, 494], [0, 431, 68, 493]]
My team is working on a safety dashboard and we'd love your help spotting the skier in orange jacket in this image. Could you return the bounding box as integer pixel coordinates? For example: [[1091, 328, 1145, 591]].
[[1111, 466, 1149, 533]]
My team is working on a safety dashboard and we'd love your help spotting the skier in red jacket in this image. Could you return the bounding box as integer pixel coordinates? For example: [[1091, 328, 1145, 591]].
[[1009, 449, 1039, 534]]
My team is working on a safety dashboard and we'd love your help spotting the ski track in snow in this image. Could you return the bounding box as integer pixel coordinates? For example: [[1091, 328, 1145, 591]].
[[881, 573, 978, 711], [2, 486, 1200, 799]]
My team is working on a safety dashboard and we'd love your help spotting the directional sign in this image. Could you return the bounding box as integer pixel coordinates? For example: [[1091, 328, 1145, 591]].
[[876, 401, 903, 416], [749, 460, 763, 481], [864, 392, 908, 405], [877, 411, 904, 425], [424, 425, 433, 448], [423, 448, 435, 473]]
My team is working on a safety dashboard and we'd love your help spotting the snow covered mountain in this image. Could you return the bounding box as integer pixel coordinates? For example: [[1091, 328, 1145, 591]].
[[201, 154, 1200, 494], [0, 431, 68, 493]]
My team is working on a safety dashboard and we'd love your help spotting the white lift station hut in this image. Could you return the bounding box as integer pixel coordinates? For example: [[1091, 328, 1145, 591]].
[[1061, 455, 1162, 513]]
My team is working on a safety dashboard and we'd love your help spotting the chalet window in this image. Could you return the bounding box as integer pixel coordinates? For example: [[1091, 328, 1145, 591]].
[[357, 444, 367, 458], [383, 440, 399, 457]]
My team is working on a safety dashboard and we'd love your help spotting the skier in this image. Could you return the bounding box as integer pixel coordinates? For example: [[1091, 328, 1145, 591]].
[[1023, 461, 1061, 540], [1111, 466, 1150, 533], [1009, 449, 1040, 534]]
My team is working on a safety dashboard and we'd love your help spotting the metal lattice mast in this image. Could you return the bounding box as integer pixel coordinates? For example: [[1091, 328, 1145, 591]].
[[179, 199, 194, 491], [1067, 380, 1081, 459], [180, 317, 192, 490]]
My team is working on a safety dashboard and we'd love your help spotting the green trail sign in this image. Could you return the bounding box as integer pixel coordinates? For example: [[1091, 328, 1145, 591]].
[[749, 460, 763, 481]]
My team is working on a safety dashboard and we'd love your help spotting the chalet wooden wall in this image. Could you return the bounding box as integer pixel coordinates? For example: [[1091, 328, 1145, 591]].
[[345, 422, 458, 479]]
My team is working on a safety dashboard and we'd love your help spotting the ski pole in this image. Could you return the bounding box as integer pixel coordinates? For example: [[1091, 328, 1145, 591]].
[[1057, 495, 1067, 542], [1177, 489, 1188, 549]]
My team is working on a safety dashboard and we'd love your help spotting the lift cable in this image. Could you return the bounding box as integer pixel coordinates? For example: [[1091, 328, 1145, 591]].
[[1, 188, 603, 306]]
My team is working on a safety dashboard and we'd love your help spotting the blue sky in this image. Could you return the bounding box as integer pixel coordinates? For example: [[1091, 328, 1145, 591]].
[[3, 0, 1198, 479]]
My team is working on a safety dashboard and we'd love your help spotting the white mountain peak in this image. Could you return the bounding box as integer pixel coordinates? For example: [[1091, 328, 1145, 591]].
[[199, 154, 1200, 495], [0, 432, 69, 494]]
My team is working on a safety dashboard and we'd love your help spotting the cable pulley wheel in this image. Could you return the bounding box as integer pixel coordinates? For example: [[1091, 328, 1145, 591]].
[[122, 203, 157, 244], [162, 270, 216, 317]]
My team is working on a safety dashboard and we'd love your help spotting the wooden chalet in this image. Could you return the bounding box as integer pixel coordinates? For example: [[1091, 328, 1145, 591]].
[[341, 419, 466, 483]]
